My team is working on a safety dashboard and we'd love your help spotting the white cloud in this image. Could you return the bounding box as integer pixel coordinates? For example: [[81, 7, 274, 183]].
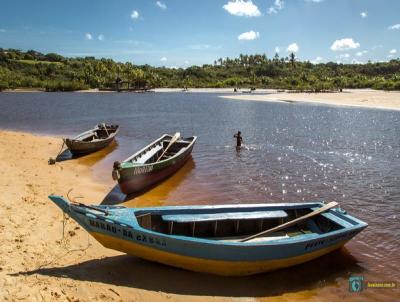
[[156, 1, 167, 10], [338, 53, 350, 59], [286, 43, 299, 53], [275, 0, 284, 9], [268, 0, 284, 14], [223, 0, 261, 17], [351, 59, 362, 64], [305, 0, 324, 3], [388, 24, 400, 30], [0, 29, 6, 33], [131, 10, 139, 19], [98, 34, 104, 41], [160, 57, 167, 61], [330, 38, 360, 51], [356, 50, 368, 56], [275, 46, 280, 53], [237, 30, 260, 40], [85, 33, 93, 40], [360, 12, 367, 18], [389, 49, 397, 54], [311, 56, 323, 64], [184, 60, 190, 65]]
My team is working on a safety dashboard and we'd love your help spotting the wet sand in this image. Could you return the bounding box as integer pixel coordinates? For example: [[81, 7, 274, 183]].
[[220, 89, 400, 111]]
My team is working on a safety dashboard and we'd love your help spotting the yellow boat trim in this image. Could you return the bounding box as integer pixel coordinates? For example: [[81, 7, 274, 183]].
[[91, 231, 347, 276]]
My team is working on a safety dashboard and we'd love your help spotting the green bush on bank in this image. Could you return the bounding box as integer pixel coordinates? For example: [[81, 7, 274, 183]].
[[0, 48, 399, 91]]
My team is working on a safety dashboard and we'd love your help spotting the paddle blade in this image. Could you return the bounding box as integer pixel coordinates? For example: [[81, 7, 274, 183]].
[[239, 201, 339, 242], [156, 132, 181, 162], [171, 132, 181, 142]]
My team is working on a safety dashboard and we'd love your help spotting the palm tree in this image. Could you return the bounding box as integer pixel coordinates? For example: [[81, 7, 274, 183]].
[[289, 52, 296, 68]]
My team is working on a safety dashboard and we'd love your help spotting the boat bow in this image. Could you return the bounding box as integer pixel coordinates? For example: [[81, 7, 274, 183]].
[[48, 195, 72, 214]]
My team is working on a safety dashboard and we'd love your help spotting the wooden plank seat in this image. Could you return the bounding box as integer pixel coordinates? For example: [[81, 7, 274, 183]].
[[135, 145, 163, 164], [162, 210, 288, 236], [162, 210, 288, 223], [78, 133, 96, 141]]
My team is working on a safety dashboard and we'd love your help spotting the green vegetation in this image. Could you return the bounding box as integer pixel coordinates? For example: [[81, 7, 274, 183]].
[[1, 48, 399, 91]]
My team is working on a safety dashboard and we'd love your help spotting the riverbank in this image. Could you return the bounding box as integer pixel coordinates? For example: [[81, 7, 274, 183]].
[[4, 87, 400, 111], [0, 130, 216, 301], [2, 130, 317, 302], [0, 127, 396, 301], [220, 89, 400, 111]]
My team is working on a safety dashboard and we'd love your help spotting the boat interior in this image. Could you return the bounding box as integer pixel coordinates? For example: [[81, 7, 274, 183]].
[[135, 207, 345, 242], [132, 136, 194, 164], [78, 125, 118, 142]]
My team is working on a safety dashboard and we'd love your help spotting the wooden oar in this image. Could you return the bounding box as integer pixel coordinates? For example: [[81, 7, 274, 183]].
[[156, 132, 180, 162], [239, 201, 338, 242], [101, 123, 109, 137]]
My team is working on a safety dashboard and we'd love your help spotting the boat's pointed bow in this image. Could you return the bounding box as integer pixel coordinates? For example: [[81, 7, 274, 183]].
[[48, 195, 71, 214]]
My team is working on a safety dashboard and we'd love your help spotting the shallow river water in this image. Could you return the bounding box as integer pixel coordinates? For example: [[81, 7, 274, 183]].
[[0, 92, 399, 300]]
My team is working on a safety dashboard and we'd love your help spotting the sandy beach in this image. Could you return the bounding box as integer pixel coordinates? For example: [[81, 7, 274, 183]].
[[220, 89, 400, 111], [0, 130, 215, 302]]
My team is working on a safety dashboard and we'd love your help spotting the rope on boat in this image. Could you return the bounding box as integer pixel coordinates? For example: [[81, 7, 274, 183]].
[[34, 234, 91, 271], [48, 140, 66, 165]]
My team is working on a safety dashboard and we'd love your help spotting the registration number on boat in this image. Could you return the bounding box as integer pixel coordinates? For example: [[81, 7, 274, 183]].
[[89, 219, 166, 247], [133, 165, 154, 175]]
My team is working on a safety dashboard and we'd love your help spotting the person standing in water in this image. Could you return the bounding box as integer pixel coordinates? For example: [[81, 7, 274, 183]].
[[234, 131, 243, 148]]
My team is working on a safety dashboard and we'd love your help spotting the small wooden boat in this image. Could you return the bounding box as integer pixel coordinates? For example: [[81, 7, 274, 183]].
[[112, 133, 196, 194], [64, 124, 119, 155], [48, 196, 367, 276]]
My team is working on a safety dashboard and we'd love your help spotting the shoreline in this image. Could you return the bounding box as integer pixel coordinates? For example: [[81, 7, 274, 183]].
[[2, 87, 400, 111], [219, 89, 400, 111], [0, 129, 329, 302], [0, 130, 394, 301], [0, 130, 202, 301]]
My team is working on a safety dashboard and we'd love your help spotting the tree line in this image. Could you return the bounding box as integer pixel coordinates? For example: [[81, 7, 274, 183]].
[[0, 48, 399, 91]]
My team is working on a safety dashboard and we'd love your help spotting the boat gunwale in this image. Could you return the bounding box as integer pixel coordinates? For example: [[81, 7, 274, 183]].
[[128, 205, 367, 246], [67, 125, 120, 144], [120, 134, 197, 168], [61, 198, 368, 247]]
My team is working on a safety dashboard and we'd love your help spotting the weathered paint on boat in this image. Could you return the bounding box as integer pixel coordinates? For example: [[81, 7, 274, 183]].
[[112, 134, 196, 194], [65, 124, 119, 155], [48, 195, 367, 276]]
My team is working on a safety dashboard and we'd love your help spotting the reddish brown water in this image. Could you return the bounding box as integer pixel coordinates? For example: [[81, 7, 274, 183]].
[[0, 92, 398, 300]]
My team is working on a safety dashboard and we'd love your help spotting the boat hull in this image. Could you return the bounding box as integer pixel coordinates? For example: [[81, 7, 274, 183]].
[[115, 138, 195, 194], [118, 152, 192, 194], [65, 137, 115, 155], [91, 230, 349, 276]]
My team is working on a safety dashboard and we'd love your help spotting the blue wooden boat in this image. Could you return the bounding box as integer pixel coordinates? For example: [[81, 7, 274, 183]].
[[49, 195, 367, 276]]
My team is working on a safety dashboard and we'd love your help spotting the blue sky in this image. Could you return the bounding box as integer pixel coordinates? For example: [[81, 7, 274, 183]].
[[0, 0, 399, 67]]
